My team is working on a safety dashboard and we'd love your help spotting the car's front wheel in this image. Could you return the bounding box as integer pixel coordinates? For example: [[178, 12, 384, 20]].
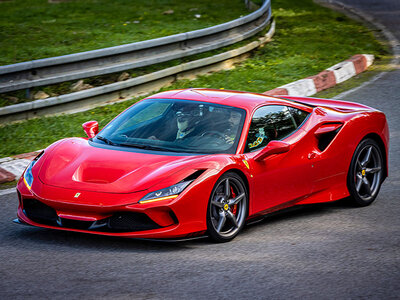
[[207, 172, 248, 242], [347, 138, 384, 206]]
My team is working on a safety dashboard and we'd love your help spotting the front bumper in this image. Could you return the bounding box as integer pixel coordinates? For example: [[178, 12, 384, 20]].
[[15, 177, 209, 239]]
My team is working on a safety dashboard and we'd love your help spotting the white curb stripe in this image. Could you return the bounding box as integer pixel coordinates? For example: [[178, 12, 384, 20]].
[[327, 60, 357, 83], [0, 157, 13, 164], [333, 70, 386, 100], [0, 159, 31, 178], [364, 54, 374, 68], [281, 78, 317, 96]]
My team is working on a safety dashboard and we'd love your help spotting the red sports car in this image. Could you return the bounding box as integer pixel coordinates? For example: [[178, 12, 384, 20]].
[[15, 89, 389, 242]]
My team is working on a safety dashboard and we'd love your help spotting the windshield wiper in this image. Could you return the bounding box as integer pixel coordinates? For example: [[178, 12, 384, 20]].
[[97, 136, 119, 146], [118, 143, 179, 152]]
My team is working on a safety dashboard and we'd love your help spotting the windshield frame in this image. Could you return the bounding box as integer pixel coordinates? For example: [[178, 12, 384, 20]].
[[93, 98, 247, 155]]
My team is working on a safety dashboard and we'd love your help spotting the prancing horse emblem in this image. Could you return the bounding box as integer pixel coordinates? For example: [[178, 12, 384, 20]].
[[74, 193, 81, 198]]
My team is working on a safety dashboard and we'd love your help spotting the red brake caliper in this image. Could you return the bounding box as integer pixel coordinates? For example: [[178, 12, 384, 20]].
[[230, 187, 237, 215]]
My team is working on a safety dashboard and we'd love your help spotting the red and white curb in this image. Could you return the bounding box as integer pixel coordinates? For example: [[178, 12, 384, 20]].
[[264, 54, 374, 96], [0, 54, 374, 185], [0, 151, 42, 184]]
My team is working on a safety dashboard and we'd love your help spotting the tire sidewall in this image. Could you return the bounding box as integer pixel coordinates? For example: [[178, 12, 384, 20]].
[[206, 171, 248, 243], [347, 138, 383, 206]]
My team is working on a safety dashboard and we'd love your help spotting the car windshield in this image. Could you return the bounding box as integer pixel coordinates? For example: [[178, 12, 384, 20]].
[[94, 99, 246, 154]]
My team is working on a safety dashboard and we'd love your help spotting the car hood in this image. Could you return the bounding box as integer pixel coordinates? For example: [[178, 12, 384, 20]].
[[38, 138, 208, 193]]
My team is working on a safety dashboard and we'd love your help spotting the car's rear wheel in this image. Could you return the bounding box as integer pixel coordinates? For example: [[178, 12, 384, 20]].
[[347, 138, 383, 206], [207, 172, 248, 242]]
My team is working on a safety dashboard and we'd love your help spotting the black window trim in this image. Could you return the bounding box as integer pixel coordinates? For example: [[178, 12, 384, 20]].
[[244, 104, 311, 153]]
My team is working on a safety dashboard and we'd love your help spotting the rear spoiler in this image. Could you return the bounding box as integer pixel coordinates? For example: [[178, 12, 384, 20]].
[[276, 95, 374, 112]]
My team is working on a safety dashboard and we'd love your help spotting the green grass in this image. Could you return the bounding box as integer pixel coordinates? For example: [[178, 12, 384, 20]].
[[0, 180, 17, 190], [0, 0, 248, 65], [0, 0, 389, 158]]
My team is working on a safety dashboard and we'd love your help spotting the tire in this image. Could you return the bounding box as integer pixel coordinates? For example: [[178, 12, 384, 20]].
[[206, 172, 248, 242], [347, 138, 384, 206]]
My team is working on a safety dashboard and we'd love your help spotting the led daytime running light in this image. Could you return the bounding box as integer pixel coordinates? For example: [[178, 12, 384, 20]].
[[139, 195, 178, 204], [23, 176, 32, 190], [139, 180, 192, 204]]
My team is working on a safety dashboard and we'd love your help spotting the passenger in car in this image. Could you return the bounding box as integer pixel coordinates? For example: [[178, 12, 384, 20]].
[[223, 111, 242, 144]]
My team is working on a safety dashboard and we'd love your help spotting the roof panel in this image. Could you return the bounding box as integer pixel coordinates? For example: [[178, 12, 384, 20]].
[[146, 88, 281, 110]]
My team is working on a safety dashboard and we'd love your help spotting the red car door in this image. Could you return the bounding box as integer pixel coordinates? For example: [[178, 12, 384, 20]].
[[242, 105, 315, 215]]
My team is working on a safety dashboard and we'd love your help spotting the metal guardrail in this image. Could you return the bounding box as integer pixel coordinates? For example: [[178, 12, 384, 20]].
[[0, 20, 275, 124], [0, 0, 271, 93]]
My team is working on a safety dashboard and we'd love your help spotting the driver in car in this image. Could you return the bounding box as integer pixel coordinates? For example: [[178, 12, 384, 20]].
[[148, 105, 203, 141], [175, 109, 202, 140]]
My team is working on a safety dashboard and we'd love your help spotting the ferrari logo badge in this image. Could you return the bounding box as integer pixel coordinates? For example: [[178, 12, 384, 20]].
[[224, 204, 229, 211], [362, 170, 366, 176], [74, 193, 81, 198], [242, 159, 250, 169]]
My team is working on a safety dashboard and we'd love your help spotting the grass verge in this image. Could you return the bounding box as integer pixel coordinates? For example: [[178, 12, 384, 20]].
[[0, 0, 248, 66], [0, 180, 17, 190], [0, 0, 389, 158]]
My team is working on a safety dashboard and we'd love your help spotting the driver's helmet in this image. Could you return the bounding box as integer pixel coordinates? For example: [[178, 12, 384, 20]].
[[176, 104, 204, 132]]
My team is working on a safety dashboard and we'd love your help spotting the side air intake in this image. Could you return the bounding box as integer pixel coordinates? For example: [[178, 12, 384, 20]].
[[314, 122, 343, 152]]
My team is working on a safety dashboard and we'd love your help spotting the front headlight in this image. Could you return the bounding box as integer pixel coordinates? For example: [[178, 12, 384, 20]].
[[138, 180, 193, 204], [23, 151, 44, 190]]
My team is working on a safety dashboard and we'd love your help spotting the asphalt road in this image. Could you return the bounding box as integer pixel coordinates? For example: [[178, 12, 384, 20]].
[[1, 1, 399, 299]]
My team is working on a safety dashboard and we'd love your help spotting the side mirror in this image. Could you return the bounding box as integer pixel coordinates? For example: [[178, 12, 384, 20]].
[[82, 121, 99, 138], [253, 140, 290, 161]]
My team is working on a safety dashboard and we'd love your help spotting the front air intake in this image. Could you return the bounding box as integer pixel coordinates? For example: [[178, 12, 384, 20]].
[[23, 198, 58, 226], [22, 198, 163, 232], [108, 212, 161, 232], [59, 218, 93, 230]]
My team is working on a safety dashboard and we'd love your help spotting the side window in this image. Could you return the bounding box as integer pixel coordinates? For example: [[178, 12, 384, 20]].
[[288, 107, 310, 127], [245, 105, 300, 152]]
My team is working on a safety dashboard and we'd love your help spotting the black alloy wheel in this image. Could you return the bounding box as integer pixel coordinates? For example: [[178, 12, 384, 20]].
[[207, 172, 248, 242], [347, 138, 384, 206]]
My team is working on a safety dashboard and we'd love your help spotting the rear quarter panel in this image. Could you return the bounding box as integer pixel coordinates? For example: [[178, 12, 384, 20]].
[[298, 109, 388, 204]]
